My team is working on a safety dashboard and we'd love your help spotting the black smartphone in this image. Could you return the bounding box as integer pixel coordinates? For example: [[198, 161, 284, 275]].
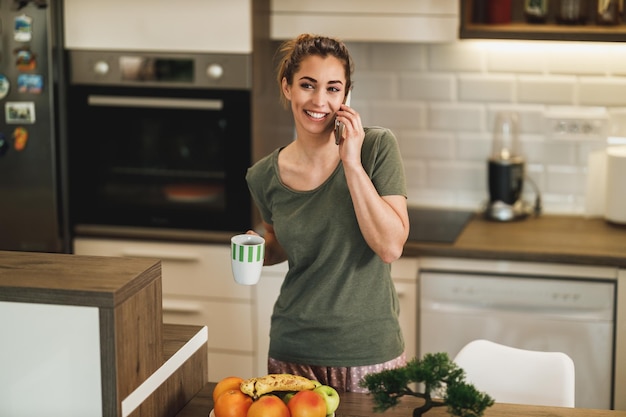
[[334, 90, 352, 145]]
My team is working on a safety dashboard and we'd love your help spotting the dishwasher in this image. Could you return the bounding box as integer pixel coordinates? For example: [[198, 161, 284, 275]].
[[419, 259, 616, 410]]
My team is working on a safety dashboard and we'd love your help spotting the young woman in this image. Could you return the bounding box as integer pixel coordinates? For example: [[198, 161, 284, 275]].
[[245, 34, 410, 392]]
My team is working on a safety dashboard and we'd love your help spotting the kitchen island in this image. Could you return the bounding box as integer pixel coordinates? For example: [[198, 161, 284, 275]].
[[176, 382, 626, 417]]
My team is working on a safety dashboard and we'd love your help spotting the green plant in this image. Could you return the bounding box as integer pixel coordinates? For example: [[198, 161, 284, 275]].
[[359, 353, 494, 417]]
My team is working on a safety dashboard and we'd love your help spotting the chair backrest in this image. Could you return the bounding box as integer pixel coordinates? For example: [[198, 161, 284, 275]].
[[453, 339, 575, 407]]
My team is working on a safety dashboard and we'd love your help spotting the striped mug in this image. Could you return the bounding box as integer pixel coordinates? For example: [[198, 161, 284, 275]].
[[230, 234, 265, 285]]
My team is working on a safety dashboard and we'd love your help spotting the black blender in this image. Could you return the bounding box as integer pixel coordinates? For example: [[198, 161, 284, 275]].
[[485, 112, 541, 221]]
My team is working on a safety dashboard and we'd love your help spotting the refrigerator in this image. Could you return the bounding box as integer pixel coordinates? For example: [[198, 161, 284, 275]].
[[0, 0, 69, 253]]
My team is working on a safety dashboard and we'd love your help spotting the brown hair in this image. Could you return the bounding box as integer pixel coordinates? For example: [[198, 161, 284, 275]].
[[276, 34, 354, 109]]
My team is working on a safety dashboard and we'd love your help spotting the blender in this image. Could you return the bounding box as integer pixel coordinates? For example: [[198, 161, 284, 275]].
[[485, 112, 540, 221]]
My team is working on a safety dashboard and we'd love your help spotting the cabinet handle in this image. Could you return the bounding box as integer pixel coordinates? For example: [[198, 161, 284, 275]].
[[394, 283, 408, 298], [121, 249, 201, 262], [162, 300, 203, 314]]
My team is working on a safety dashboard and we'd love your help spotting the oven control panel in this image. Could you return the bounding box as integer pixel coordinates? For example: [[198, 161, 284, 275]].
[[69, 50, 251, 90]]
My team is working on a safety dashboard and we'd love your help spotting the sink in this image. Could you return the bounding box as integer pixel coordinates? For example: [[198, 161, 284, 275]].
[[407, 207, 475, 243]]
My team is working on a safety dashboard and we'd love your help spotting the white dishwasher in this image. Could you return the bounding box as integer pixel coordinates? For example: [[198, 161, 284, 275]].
[[419, 259, 616, 410]]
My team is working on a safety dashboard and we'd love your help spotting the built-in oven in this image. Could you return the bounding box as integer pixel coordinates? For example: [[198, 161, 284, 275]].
[[66, 50, 252, 239]]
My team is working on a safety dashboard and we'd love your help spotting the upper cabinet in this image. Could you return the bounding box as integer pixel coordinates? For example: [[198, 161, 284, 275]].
[[461, 0, 626, 42], [270, 0, 459, 43], [63, 0, 252, 53]]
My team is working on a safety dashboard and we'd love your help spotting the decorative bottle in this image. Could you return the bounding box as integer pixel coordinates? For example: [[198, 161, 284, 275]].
[[525, 0, 549, 23]]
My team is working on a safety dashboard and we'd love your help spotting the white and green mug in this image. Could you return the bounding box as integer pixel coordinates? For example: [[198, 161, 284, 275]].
[[230, 234, 265, 285]]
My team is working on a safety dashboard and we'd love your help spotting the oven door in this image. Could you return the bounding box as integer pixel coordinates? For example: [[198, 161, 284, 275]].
[[67, 85, 251, 233]]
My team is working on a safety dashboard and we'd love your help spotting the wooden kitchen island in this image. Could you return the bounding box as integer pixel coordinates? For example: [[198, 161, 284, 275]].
[[177, 382, 626, 417], [0, 250, 207, 417]]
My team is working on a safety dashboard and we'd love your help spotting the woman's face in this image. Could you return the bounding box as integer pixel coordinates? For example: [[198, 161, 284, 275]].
[[282, 55, 347, 138]]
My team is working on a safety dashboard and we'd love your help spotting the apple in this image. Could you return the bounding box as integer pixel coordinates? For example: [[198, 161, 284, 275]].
[[313, 385, 340, 416], [282, 392, 295, 405], [287, 390, 327, 417]]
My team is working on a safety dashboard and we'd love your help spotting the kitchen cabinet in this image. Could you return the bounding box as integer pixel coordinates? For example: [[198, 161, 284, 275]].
[[73, 238, 256, 381], [253, 257, 418, 377], [391, 257, 419, 362], [254, 262, 287, 377], [270, 0, 458, 43], [63, 0, 252, 53], [461, 0, 626, 42]]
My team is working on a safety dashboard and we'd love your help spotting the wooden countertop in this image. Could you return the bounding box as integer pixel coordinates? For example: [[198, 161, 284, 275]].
[[0, 249, 161, 307], [176, 383, 626, 417], [76, 213, 626, 268], [403, 214, 626, 268]]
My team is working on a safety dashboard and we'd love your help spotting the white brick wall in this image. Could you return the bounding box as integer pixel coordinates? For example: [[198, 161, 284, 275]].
[[344, 39, 626, 215]]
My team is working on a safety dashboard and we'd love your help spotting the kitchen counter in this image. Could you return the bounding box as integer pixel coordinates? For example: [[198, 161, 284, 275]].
[[79, 214, 626, 267], [403, 214, 626, 268], [176, 382, 626, 417]]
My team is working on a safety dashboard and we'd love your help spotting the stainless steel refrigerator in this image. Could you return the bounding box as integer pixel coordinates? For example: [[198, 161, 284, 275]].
[[0, 0, 68, 252]]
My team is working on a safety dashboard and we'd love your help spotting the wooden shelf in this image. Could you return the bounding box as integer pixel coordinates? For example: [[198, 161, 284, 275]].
[[461, 0, 626, 42]]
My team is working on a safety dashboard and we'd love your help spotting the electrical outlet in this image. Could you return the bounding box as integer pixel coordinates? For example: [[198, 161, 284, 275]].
[[543, 108, 608, 141]]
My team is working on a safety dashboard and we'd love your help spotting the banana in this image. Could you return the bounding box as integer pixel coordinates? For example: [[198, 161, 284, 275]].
[[240, 374, 320, 399]]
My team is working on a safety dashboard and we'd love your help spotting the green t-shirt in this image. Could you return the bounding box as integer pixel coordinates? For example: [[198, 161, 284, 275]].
[[246, 127, 407, 367]]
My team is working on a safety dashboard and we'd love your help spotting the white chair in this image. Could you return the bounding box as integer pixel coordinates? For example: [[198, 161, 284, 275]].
[[453, 339, 576, 407]]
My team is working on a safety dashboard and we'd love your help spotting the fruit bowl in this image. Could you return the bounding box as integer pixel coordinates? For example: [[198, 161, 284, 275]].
[[212, 374, 340, 417]]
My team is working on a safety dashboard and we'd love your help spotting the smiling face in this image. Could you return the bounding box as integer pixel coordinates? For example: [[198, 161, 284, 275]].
[[282, 55, 347, 139]]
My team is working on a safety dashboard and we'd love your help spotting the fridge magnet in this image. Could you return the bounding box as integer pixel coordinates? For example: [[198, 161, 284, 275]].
[[13, 127, 28, 151], [14, 14, 33, 42], [17, 74, 43, 94], [0, 132, 8, 156], [5, 101, 35, 124], [14, 46, 37, 71], [13, 0, 48, 11], [0, 75, 10, 99]]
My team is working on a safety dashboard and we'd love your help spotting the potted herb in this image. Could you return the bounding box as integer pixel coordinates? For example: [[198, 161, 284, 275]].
[[359, 353, 495, 417]]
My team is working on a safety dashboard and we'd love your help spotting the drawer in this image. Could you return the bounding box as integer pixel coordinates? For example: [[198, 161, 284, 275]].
[[163, 296, 253, 352], [391, 257, 419, 282], [74, 237, 252, 300]]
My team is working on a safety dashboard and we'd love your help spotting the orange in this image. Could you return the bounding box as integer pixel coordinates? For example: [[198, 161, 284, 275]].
[[248, 394, 290, 417], [214, 389, 253, 417], [213, 376, 245, 402]]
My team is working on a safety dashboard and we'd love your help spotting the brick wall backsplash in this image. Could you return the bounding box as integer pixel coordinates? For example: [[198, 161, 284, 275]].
[[343, 39, 626, 215]]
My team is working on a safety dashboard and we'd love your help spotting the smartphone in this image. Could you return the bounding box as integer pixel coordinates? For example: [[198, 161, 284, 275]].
[[334, 90, 352, 145]]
